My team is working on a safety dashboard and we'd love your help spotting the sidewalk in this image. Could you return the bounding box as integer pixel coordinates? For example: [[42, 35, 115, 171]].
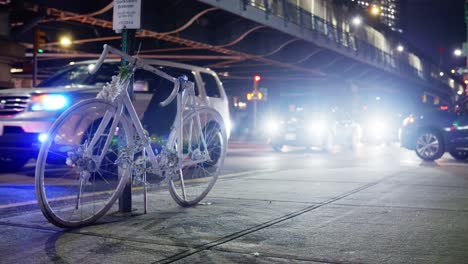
[[1, 151, 468, 263]]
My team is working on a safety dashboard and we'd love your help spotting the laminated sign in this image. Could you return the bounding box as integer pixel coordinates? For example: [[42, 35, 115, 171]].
[[113, 0, 141, 31]]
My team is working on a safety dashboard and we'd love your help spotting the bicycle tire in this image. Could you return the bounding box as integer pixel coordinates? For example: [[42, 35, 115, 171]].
[[168, 107, 227, 207], [35, 99, 132, 228]]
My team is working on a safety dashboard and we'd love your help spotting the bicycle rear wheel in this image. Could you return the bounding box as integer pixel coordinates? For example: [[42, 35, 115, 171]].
[[35, 99, 132, 228], [168, 107, 227, 207]]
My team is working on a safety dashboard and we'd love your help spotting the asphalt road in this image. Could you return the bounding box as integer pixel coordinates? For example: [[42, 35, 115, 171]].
[[1, 141, 468, 263]]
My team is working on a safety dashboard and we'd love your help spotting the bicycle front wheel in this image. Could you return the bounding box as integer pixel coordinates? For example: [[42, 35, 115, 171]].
[[35, 99, 132, 228], [168, 107, 227, 207]]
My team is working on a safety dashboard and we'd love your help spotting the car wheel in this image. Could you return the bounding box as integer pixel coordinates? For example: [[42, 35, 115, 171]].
[[272, 144, 283, 152], [415, 130, 444, 161], [449, 150, 468, 160], [0, 157, 29, 172]]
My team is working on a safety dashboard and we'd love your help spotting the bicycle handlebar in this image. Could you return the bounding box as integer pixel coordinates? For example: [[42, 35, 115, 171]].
[[160, 79, 180, 107], [89, 44, 190, 107], [89, 44, 137, 75]]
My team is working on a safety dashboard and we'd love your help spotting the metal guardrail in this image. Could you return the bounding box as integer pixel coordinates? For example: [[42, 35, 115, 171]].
[[243, 0, 463, 94]]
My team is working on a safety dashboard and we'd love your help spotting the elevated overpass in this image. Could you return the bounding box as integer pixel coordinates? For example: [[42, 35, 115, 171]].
[[9, 0, 464, 106], [196, 0, 463, 104]]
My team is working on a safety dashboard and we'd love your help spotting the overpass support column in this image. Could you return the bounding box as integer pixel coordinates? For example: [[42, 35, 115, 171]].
[[0, 8, 25, 88]]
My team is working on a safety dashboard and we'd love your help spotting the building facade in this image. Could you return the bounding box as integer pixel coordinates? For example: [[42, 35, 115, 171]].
[[351, 0, 403, 32]]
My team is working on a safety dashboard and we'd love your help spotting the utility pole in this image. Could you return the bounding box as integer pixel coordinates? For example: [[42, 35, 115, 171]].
[[252, 75, 261, 134], [33, 28, 45, 87], [33, 38, 37, 87], [465, 0, 468, 95]]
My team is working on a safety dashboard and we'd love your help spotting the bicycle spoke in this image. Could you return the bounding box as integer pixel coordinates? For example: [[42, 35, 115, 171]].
[[169, 108, 226, 206]]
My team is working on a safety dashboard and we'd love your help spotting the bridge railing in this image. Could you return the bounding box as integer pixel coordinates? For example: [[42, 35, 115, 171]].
[[243, 0, 463, 95]]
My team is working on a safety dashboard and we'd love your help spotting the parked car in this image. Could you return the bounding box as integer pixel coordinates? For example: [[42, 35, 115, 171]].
[[400, 102, 468, 161], [0, 59, 230, 170]]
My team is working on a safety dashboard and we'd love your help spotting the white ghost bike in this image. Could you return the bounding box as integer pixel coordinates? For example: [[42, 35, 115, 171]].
[[35, 44, 227, 228]]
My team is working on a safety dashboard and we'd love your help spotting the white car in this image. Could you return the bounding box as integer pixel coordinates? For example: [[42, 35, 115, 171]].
[[0, 59, 230, 170]]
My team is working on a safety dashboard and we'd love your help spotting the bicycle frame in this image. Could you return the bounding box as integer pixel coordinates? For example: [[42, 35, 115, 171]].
[[86, 46, 211, 183]]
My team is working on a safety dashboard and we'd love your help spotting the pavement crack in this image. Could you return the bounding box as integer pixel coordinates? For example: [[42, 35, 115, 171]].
[[212, 247, 362, 264], [331, 202, 468, 213]]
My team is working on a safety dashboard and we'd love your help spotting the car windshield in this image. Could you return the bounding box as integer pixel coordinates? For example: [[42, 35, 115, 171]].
[[38, 63, 119, 88]]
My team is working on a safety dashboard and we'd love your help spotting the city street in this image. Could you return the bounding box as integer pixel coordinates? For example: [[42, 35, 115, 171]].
[[2, 0, 468, 263], [1, 141, 467, 263]]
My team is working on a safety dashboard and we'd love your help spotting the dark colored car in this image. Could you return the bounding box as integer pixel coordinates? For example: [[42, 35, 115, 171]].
[[265, 111, 335, 152], [400, 102, 468, 161], [263, 109, 359, 152]]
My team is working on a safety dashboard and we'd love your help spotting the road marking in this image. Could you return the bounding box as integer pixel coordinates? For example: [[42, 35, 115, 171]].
[[0, 200, 38, 209], [0, 169, 275, 210]]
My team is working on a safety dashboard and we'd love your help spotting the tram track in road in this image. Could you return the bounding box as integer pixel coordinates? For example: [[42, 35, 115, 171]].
[[155, 168, 415, 264], [0, 167, 412, 263]]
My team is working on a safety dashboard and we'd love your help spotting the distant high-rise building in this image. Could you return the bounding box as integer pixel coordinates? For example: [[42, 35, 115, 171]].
[[350, 0, 403, 32]]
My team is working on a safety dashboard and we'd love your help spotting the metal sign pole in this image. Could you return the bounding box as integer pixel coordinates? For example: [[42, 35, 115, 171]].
[[465, 0, 468, 95], [119, 27, 136, 213]]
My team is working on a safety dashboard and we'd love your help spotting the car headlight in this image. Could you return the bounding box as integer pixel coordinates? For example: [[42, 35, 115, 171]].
[[308, 120, 327, 134], [264, 119, 281, 134], [30, 94, 69, 111], [38, 133, 49, 143], [367, 120, 387, 136]]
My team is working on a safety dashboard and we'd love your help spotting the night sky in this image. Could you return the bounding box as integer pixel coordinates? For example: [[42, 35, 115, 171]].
[[403, 0, 466, 70]]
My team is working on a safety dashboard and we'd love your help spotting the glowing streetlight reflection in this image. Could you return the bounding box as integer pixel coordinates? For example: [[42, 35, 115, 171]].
[[59, 36, 72, 47], [352, 16, 362, 26], [369, 5, 381, 16]]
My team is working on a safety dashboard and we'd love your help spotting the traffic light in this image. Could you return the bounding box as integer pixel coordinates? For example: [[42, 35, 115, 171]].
[[34, 28, 46, 53], [254, 75, 261, 82], [253, 74, 261, 92], [257, 91, 263, 100], [246, 91, 263, 101]]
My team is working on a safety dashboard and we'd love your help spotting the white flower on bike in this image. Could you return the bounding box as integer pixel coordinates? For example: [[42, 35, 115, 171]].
[[97, 75, 125, 102]]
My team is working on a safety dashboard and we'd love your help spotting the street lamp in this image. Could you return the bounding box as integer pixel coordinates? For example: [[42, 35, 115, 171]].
[[369, 5, 381, 16], [439, 71, 444, 77], [59, 35, 72, 47], [397, 45, 404, 52], [454, 49, 463, 57], [351, 16, 362, 26]]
